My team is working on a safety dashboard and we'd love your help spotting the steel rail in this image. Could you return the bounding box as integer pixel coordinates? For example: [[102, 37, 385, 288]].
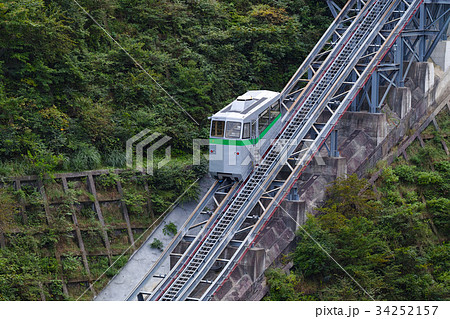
[[128, 0, 429, 301], [280, 0, 360, 101], [148, 0, 420, 301], [202, 0, 424, 300], [125, 179, 238, 300]]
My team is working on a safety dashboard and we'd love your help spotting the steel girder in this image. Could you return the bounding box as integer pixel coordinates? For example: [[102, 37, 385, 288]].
[[125, 179, 239, 301], [140, 0, 425, 301], [326, 0, 450, 113], [128, 0, 448, 301]]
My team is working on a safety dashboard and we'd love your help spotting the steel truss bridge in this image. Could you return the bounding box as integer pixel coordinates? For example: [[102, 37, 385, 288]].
[[126, 0, 450, 301]]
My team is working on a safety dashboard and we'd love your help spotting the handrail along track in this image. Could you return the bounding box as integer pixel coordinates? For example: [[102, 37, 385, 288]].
[[129, 0, 426, 301]]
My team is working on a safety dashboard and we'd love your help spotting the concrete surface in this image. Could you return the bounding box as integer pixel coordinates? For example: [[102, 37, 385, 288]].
[[389, 87, 411, 118], [94, 175, 215, 301], [431, 40, 450, 72]]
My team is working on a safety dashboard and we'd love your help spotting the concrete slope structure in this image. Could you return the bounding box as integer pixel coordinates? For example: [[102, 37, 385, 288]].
[[102, 0, 450, 301]]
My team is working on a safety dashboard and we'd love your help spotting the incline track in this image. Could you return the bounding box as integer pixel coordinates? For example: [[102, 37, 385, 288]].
[[129, 0, 425, 301]]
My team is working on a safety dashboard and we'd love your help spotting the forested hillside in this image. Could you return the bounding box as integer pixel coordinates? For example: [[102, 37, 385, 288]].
[[0, 0, 331, 175], [3, 0, 446, 303]]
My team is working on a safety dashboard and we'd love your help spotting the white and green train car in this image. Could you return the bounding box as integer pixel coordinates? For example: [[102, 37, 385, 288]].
[[209, 90, 286, 181]]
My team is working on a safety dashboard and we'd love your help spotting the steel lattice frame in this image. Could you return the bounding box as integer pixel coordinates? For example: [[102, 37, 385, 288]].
[[324, 0, 450, 113], [126, 0, 450, 301]]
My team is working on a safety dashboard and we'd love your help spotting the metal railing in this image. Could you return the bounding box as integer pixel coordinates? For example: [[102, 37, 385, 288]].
[[136, 0, 424, 301]]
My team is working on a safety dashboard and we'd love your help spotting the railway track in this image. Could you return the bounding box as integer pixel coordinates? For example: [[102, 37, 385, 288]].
[[127, 0, 426, 301]]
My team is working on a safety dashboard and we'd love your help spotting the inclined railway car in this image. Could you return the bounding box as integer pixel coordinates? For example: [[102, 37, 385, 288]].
[[209, 90, 286, 181]]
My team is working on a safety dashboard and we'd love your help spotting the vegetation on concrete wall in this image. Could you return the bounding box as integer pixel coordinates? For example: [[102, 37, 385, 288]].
[[0, 164, 204, 300], [264, 108, 449, 301]]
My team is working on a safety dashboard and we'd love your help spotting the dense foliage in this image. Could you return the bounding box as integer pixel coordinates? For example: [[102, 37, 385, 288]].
[[0, 0, 331, 175], [265, 118, 450, 300]]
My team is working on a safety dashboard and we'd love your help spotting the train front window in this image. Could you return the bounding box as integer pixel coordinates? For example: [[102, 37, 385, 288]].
[[225, 121, 242, 139], [211, 120, 225, 137]]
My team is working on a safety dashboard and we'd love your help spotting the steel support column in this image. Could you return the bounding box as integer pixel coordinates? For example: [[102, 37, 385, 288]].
[[330, 130, 340, 157], [370, 70, 379, 113]]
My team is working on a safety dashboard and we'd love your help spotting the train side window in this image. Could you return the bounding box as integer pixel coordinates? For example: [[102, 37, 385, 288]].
[[225, 121, 242, 139], [242, 123, 250, 139], [258, 109, 270, 134], [270, 103, 280, 119], [211, 120, 225, 137]]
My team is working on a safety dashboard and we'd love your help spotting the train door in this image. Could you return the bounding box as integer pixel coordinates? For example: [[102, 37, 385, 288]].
[[251, 120, 257, 140], [251, 120, 260, 165]]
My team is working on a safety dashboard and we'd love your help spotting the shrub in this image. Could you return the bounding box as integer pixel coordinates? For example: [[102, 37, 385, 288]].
[[77, 98, 114, 143], [150, 193, 169, 215], [404, 190, 419, 204], [106, 255, 129, 277], [318, 174, 379, 218], [150, 238, 163, 251], [80, 207, 96, 220], [416, 171, 443, 186], [384, 189, 403, 206], [393, 165, 417, 183], [264, 268, 305, 301], [427, 198, 450, 235], [191, 157, 209, 178], [163, 222, 178, 237], [62, 254, 82, 280], [0, 160, 34, 177], [152, 163, 196, 193], [410, 146, 443, 169], [381, 166, 399, 186], [434, 161, 450, 174], [97, 171, 121, 189], [70, 145, 101, 171], [180, 182, 200, 203], [26, 147, 63, 179], [123, 189, 146, 214], [104, 150, 126, 168]]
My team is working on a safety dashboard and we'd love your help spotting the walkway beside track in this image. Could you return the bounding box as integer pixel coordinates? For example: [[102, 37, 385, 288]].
[[94, 176, 215, 301]]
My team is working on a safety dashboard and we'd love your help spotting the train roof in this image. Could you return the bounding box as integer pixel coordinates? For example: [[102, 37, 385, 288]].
[[212, 90, 279, 120]]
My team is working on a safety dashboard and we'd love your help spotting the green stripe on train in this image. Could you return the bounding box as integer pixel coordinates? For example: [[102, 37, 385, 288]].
[[210, 113, 282, 146]]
